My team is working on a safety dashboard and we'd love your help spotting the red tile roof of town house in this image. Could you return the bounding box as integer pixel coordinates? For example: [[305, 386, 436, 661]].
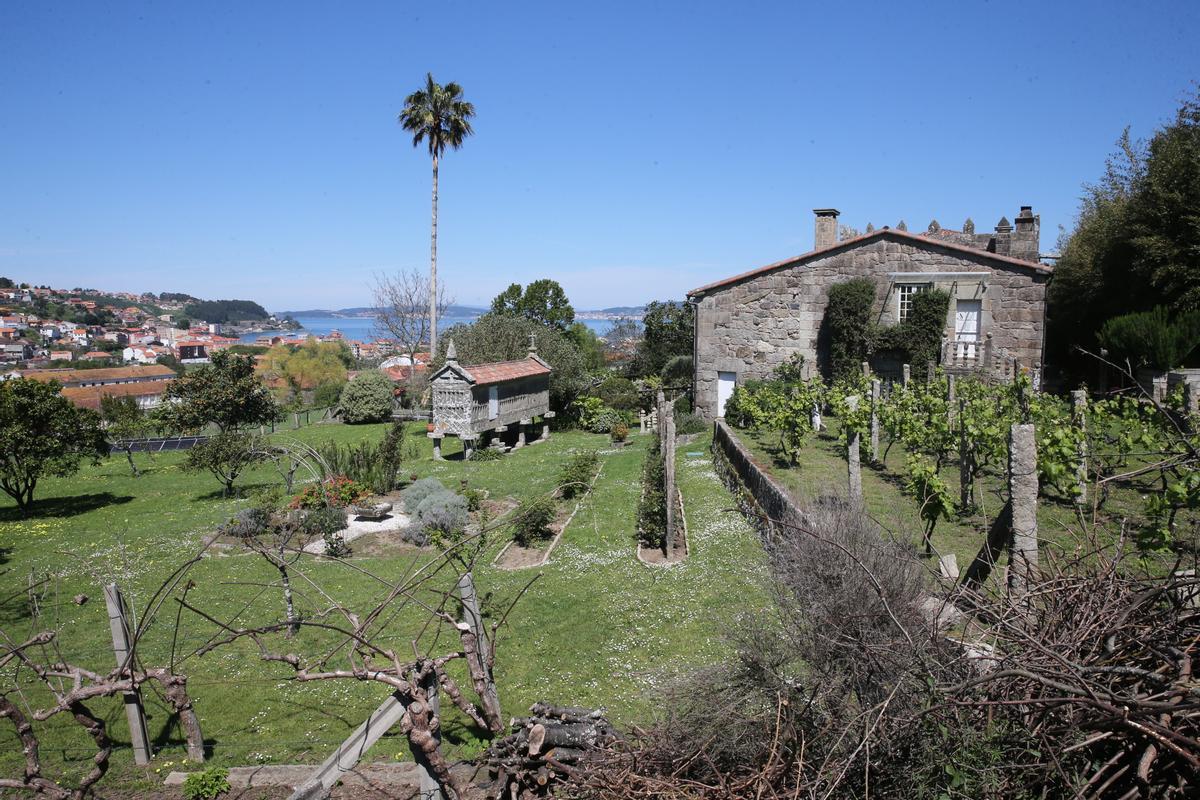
[[460, 358, 551, 386], [21, 363, 177, 386], [83, 351, 111, 359], [687, 226, 1053, 297], [382, 363, 430, 382], [60, 379, 175, 411]]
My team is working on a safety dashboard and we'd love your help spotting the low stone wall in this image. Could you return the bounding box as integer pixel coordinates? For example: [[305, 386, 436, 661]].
[[711, 420, 804, 542]]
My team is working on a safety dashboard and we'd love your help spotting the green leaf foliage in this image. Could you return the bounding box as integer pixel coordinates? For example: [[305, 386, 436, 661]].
[[184, 431, 268, 496], [511, 494, 557, 546], [491, 279, 576, 331], [822, 278, 876, 379], [338, 370, 395, 424], [157, 350, 279, 433], [1098, 306, 1200, 371], [0, 378, 108, 514], [631, 301, 694, 378]]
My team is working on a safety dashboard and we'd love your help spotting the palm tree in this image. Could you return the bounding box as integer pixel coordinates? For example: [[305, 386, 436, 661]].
[[398, 73, 475, 356]]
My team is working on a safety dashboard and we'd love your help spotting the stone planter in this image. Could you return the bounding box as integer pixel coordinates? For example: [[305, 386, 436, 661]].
[[349, 501, 393, 520], [610, 439, 629, 449]]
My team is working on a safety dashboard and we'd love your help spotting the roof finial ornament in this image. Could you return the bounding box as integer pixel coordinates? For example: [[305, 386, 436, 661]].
[[963, 217, 975, 234], [928, 219, 941, 233], [897, 219, 908, 231], [446, 338, 458, 364], [865, 222, 875, 234], [528, 333, 538, 358]]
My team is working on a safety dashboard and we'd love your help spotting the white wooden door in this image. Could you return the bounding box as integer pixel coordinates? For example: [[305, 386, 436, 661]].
[[717, 371, 737, 417], [488, 386, 499, 420], [955, 300, 982, 360]]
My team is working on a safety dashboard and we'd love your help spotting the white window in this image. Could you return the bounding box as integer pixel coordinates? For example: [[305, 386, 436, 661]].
[[488, 385, 499, 420], [897, 283, 931, 321]]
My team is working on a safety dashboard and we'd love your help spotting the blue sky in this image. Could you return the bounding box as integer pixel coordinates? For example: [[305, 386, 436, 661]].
[[2, 1, 1197, 311]]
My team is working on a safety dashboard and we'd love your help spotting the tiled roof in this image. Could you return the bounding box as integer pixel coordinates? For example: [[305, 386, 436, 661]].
[[61, 379, 174, 411], [688, 227, 1052, 297], [22, 363, 177, 386], [463, 358, 551, 386]]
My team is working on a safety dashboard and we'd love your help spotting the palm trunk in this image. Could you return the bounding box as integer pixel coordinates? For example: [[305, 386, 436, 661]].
[[429, 154, 439, 357]]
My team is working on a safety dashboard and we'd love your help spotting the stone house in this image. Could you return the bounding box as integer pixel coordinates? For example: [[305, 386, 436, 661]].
[[688, 207, 1051, 418]]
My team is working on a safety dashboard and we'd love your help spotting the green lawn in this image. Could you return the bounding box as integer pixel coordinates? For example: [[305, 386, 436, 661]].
[[0, 422, 766, 787]]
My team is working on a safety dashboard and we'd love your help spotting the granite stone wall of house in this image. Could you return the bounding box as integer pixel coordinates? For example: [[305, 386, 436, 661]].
[[691, 233, 1049, 419]]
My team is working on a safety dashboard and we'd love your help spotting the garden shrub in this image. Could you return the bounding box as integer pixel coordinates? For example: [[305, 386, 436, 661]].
[[1099, 306, 1200, 370], [312, 380, 344, 410], [901, 289, 951, 370], [512, 494, 557, 546], [219, 506, 270, 539], [672, 393, 692, 414], [338, 370, 395, 424], [322, 531, 352, 558], [822, 278, 876, 379], [637, 436, 667, 547], [611, 422, 629, 442], [290, 476, 369, 509], [661, 354, 694, 386], [559, 450, 600, 499], [470, 446, 505, 461], [402, 477, 447, 513], [182, 767, 230, 800], [595, 375, 640, 411], [587, 406, 630, 434], [315, 421, 408, 495], [415, 491, 468, 541], [463, 487, 486, 512], [675, 411, 708, 435], [299, 505, 348, 538]]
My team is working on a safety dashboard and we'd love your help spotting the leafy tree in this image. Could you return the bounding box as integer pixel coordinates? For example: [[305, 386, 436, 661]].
[[0, 378, 107, 515], [0, 276, 13, 288], [175, 317, 191, 330], [565, 322, 605, 370], [490, 279, 576, 331], [436, 313, 590, 410], [631, 301, 693, 378], [399, 72, 476, 356], [157, 350, 279, 433], [1049, 91, 1200, 363], [182, 299, 269, 324], [338, 370, 395, 424], [261, 339, 350, 402], [184, 431, 267, 496], [101, 394, 154, 477]]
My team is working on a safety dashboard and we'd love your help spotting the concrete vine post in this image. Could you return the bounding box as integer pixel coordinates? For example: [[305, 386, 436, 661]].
[[869, 378, 881, 463], [846, 395, 862, 505], [946, 373, 956, 428], [103, 583, 152, 767], [902, 363, 911, 388], [1008, 422, 1039, 602], [958, 396, 971, 510], [1071, 389, 1089, 504], [926, 360, 936, 384]]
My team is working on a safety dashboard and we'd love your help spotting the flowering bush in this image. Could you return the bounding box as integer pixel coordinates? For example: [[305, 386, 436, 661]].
[[289, 475, 370, 509]]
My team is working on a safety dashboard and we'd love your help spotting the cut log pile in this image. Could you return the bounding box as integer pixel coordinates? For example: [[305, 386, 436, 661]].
[[478, 702, 619, 798]]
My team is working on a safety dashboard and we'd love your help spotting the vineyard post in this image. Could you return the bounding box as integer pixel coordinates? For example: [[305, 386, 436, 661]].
[[983, 332, 994, 376], [811, 400, 822, 432], [958, 396, 971, 509], [846, 395, 862, 504], [946, 373, 956, 428], [103, 583, 152, 767], [1071, 390, 1088, 503], [862, 361, 870, 379], [1184, 381, 1200, 418], [869, 378, 881, 462], [1007, 423, 1039, 601], [926, 360, 935, 384], [902, 364, 911, 388]]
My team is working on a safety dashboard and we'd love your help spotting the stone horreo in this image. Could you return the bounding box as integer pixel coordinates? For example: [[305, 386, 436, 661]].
[[688, 207, 1051, 418], [427, 336, 554, 459]]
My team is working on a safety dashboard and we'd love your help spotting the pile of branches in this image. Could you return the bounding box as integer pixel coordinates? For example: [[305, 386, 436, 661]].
[[479, 702, 618, 798], [948, 552, 1200, 797], [570, 497, 1200, 799]]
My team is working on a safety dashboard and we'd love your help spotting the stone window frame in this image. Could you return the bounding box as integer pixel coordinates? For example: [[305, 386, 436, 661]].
[[896, 282, 932, 322]]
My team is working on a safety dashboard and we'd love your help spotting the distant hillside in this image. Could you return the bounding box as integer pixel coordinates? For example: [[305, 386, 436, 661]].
[[184, 299, 270, 323], [277, 305, 488, 318]]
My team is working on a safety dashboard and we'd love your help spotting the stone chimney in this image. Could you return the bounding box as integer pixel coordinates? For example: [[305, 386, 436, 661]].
[[1011, 205, 1040, 262], [814, 208, 840, 250], [993, 216, 1013, 256]]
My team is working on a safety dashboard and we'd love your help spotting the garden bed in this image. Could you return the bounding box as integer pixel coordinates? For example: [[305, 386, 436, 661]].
[[493, 502, 576, 570]]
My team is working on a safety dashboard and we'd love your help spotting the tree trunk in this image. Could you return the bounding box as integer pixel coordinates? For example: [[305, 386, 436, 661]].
[[429, 154, 439, 357], [277, 558, 299, 639], [124, 446, 140, 478]]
